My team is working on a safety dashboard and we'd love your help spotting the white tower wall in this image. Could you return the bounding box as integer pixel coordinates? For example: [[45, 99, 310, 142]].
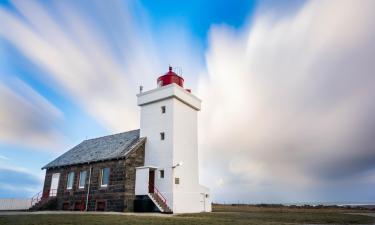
[[139, 98, 174, 207], [137, 83, 211, 213]]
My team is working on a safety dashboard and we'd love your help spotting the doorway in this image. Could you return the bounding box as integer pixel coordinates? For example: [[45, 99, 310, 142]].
[[50, 173, 60, 197], [148, 170, 155, 193]]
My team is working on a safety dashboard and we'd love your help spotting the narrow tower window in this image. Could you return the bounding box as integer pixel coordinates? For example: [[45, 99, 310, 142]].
[[66, 172, 74, 190], [161, 106, 166, 114], [160, 132, 165, 140], [159, 170, 164, 179]]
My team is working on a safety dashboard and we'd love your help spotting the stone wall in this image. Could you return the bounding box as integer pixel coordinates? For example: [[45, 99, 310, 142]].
[[42, 142, 145, 212]]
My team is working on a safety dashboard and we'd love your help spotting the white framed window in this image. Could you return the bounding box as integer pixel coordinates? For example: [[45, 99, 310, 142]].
[[160, 132, 165, 140], [66, 172, 74, 190], [79, 171, 87, 189], [161, 106, 166, 114], [159, 170, 164, 179], [101, 168, 110, 187]]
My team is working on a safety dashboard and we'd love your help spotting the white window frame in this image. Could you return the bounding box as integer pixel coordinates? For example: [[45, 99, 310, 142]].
[[66, 172, 74, 190], [101, 168, 110, 187], [159, 170, 164, 179], [79, 171, 87, 189]]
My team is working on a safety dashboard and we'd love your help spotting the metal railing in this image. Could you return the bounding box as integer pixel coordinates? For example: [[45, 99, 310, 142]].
[[30, 189, 57, 207], [149, 184, 167, 205]]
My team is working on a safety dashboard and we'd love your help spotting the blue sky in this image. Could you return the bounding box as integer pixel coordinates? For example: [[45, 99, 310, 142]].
[[0, 0, 256, 199], [1, 0, 375, 203]]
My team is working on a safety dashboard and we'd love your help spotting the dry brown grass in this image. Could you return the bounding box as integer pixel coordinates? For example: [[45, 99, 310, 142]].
[[0, 205, 373, 225]]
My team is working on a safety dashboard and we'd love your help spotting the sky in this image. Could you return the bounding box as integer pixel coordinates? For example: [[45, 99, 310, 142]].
[[0, 0, 374, 203]]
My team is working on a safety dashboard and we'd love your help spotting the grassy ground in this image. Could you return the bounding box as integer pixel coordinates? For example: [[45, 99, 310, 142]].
[[0, 205, 374, 225]]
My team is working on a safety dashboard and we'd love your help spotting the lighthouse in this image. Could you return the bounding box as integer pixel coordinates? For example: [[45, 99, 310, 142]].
[[135, 66, 211, 213]]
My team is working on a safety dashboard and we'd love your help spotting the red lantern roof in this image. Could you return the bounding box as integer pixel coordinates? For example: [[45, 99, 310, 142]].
[[157, 66, 184, 88]]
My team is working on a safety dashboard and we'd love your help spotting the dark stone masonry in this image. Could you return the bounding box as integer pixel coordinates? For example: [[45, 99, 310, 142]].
[[42, 142, 145, 212]]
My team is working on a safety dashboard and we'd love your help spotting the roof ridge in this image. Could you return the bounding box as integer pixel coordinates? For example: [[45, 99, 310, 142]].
[[83, 129, 140, 142], [42, 129, 142, 169]]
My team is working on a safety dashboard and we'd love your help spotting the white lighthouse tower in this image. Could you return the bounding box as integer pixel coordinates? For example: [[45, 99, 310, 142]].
[[135, 66, 211, 213]]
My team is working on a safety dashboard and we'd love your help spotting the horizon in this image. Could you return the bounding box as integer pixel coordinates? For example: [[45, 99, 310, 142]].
[[0, 0, 375, 204]]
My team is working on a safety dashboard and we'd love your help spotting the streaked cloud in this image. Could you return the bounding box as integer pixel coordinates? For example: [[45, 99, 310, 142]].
[[0, 0, 202, 133], [0, 155, 9, 161], [0, 80, 64, 150], [0, 1, 137, 132], [0, 165, 42, 198], [198, 0, 375, 203]]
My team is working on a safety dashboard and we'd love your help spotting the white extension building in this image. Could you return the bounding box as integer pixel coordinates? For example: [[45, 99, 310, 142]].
[[135, 66, 211, 213]]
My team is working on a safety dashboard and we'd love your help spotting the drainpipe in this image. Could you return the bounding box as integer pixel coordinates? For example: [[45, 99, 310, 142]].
[[85, 165, 92, 211]]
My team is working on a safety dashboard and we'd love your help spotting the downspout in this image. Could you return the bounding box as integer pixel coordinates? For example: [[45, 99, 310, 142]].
[[85, 165, 92, 211]]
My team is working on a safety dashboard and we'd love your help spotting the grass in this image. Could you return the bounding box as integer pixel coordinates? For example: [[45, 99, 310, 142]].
[[0, 205, 374, 225]]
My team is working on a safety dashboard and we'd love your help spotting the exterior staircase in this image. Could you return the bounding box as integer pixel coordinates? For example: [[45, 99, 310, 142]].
[[148, 193, 172, 213], [29, 189, 57, 211], [29, 197, 57, 211]]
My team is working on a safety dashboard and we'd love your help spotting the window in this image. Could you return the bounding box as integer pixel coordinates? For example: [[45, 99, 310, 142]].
[[160, 132, 165, 140], [101, 168, 110, 187], [79, 171, 87, 189], [96, 201, 106, 211], [175, 177, 180, 184], [74, 201, 85, 211], [66, 172, 74, 190], [161, 106, 166, 114], [159, 170, 164, 179], [62, 202, 70, 210]]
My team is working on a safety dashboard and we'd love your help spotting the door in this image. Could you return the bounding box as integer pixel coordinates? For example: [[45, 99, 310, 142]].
[[148, 170, 155, 193], [50, 173, 60, 196], [201, 193, 206, 212]]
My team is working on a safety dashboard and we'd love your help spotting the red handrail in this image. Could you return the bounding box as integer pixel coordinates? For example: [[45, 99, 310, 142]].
[[151, 184, 167, 204], [30, 189, 57, 207]]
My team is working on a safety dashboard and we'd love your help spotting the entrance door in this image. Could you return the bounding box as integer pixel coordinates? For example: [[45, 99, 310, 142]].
[[148, 170, 155, 193], [201, 193, 206, 212], [50, 173, 60, 196]]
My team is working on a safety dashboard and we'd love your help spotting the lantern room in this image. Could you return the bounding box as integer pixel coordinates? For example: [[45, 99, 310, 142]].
[[157, 66, 184, 88]]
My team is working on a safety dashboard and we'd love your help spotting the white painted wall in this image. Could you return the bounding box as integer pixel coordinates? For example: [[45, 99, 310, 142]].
[[138, 95, 174, 207], [135, 167, 149, 195], [0, 199, 31, 210], [137, 83, 211, 213]]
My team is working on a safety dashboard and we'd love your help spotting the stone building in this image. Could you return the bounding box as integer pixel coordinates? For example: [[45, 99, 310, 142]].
[[41, 130, 145, 212], [38, 67, 211, 213]]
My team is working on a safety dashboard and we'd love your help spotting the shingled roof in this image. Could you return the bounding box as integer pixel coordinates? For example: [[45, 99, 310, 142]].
[[42, 129, 145, 169]]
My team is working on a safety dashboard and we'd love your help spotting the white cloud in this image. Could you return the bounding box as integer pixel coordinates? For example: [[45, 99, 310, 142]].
[[198, 0, 375, 203], [0, 80, 64, 150], [0, 1, 138, 132], [0, 164, 43, 197], [0, 0, 203, 133]]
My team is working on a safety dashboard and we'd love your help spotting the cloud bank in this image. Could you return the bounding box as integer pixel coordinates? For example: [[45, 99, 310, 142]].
[[0, 0, 203, 134], [198, 0, 375, 203], [0, 166, 42, 198], [0, 80, 63, 150]]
